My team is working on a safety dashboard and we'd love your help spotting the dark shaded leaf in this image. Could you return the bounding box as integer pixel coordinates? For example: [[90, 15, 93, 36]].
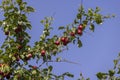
[[48, 66, 53, 72], [47, 55, 51, 60], [63, 72, 74, 78], [109, 70, 115, 76], [58, 26, 65, 30], [117, 68, 120, 74], [16, 0, 22, 5], [77, 39, 82, 48], [74, 19, 79, 24], [26, 6, 35, 12], [96, 72, 103, 79], [56, 57, 61, 62], [96, 72, 107, 79], [0, 21, 2, 27], [77, 13, 82, 19]]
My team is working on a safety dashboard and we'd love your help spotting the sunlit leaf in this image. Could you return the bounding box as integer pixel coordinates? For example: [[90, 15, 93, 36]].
[[94, 14, 103, 24], [89, 23, 95, 32]]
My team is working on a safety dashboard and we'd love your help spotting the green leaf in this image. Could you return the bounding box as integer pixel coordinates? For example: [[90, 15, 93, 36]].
[[94, 14, 103, 24], [48, 66, 53, 72], [114, 60, 118, 65], [26, 6, 35, 12], [78, 5, 84, 13], [86, 78, 90, 80], [3, 0, 10, 5], [108, 70, 115, 76], [66, 73, 74, 78], [96, 72, 103, 79], [89, 24, 95, 32], [96, 72, 107, 79], [16, 0, 22, 5], [77, 13, 82, 19], [4, 12, 9, 17], [32, 70, 37, 75], [0, 21, 2, 27], [40, 20, 45, 24], [26, 22, 32, 30], [45, 23, 49, 28], [83, 20, 88, 25], [47, 55, 51, 60], [77, 39, 82, 48], [56, 57, 61, 62], [20, 2, 27, 11], [88, 8, 93, 16], [117, 68, 120, 74], [63, 72, 74, 78], [44, 30, 50, 36], [74, 19, 79, 24], [58, 26, 65, 30], [95, 7, 100, 13], [43, 68, 48, 72]]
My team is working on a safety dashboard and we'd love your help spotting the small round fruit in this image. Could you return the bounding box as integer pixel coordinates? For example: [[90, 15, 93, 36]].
[[16, 56, 20, 61], [63, 37, 69, 46], [78, 24, 83, 30], [5, 31, 9, 35], [32, 66, 37, 69], [18, 37, 23, 42], [63, 42, 68, 46], [77, 29, 82, 35], [70, 32, 75, 37], [41, 50, 46, 56], [64, 37, 69, 43], [6, 74, 10, 79], [0, 64, 2, 67], [17, 45, 22, 50], [0, 71, 3, 75], [61, 37, 66, 42], [55, 41, 60, 45], [28, 53, 32, 58], [26, 53, 32, 60], [15, 27, 22, 33], [14, 53, 18, 57]]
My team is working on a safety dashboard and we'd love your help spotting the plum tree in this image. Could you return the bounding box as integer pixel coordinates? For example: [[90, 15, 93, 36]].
[[0, 0, 115, 80]]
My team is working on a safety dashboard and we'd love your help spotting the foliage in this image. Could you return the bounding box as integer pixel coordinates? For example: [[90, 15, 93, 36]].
[[77, 53, 120, 80], [0, 0, 115, 80], [96, 53, 120, 80]]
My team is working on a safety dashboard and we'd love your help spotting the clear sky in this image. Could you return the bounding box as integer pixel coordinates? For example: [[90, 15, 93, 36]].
[[0, 0, 120, 80]]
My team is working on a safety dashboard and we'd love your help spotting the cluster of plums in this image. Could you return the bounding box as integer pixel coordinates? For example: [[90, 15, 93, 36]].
[[55, 24, 83, 46], [5, 25, 24, 50], [4, 25, 83, 59], [37, 25, 83, 57]]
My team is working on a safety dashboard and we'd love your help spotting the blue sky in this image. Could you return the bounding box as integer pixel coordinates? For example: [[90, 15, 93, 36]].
[[0, 0, 120, 80]]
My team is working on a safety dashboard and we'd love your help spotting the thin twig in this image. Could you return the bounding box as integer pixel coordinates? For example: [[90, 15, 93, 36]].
[[80, 0, 83, 24], [39, 61, 45, 67], [63, 59, 80, 65], [46, 59, 80, 65]]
